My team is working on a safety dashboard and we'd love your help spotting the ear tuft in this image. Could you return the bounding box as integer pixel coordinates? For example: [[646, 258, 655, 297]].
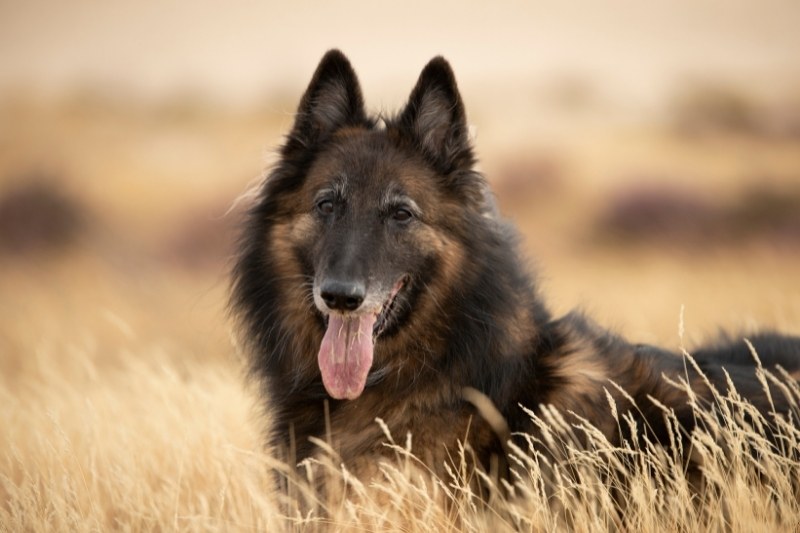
[[284, 50, 368, 156], [396, 56, 474, 174]]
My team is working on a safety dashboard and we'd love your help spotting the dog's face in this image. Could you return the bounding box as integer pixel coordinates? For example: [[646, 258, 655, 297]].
[[252, 51, 489, 400], [300, 132, 447, 400]]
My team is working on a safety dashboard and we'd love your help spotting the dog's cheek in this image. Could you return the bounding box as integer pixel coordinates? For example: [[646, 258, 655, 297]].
[[269, 213, 320, 281], [286, 213, 318, 248], [416, 225, 464, 276]]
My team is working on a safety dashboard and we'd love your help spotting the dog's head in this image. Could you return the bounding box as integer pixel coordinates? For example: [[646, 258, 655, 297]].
[[238, 50, 495, 400]]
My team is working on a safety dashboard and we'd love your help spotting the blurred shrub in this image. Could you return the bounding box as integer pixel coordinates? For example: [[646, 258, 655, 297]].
[[594, 183, 719, 246], [671, 84, 800, 139], [594, 181, 800, 249], [672, 85, 759, 136], [728, 185, 800, 242], [0, 177, 86, 255]]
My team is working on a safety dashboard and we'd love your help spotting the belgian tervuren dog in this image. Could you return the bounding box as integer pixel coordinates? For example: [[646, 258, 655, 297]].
[[231, 50, 800, 488]]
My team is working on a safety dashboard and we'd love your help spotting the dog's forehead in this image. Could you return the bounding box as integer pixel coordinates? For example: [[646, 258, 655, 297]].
[[308, 129, 438, 198]]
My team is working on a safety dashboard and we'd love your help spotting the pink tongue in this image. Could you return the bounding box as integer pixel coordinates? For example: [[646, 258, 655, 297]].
[[318, 314, 377, 400]]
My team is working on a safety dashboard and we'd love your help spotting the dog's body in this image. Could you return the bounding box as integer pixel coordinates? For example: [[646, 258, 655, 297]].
[[231, 50, 800, 482]]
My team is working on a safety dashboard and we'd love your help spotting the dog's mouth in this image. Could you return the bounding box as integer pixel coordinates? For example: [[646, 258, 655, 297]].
[[372, 275, 407, 339], [317, 276, 407, 400]]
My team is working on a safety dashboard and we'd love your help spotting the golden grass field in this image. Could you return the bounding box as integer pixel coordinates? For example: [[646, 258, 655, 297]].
[[1, 92, 800, 531]]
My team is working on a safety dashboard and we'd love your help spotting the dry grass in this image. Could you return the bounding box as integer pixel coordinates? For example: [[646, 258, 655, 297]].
[[2, 99, 800, 532], [270, 367, 800, 533], [2, 272, 799, 532]]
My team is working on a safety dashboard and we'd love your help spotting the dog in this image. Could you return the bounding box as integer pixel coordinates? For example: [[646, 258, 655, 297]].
[[231, 50, 800, 489]]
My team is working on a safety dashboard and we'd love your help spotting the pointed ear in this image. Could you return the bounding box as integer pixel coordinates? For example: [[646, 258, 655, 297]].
[[396, 57, 474, 174], [284, 50, 368, 155]]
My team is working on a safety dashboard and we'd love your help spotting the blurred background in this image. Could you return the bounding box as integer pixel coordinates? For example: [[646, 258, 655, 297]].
[[2, 0, 800, 379]]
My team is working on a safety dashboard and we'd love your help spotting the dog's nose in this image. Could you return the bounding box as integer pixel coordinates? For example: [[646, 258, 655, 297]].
[[320, 280, 366, 311]]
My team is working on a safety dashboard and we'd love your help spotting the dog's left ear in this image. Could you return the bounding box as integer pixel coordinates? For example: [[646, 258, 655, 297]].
[[397, 57, 475, 174]]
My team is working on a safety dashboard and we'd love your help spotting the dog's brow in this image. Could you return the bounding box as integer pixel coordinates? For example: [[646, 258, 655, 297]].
[[314, 188, 333, 200], [382, 188, 420, 212], [315, 176, 348, 202]]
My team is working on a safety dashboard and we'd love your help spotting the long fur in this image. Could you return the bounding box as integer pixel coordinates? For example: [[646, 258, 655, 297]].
[[231, 50, 800, 484]]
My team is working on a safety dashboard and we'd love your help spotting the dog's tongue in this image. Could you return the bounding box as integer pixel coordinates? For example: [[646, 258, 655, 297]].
[[318, 314, 376, 400]]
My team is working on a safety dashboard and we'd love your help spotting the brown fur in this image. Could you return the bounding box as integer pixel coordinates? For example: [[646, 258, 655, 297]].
[[231, 50, 800, 494]]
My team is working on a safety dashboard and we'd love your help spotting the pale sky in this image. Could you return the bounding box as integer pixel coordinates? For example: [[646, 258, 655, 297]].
[[1, 0, 798, 108]]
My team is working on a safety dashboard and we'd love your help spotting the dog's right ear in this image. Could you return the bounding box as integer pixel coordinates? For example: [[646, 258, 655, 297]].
[[283, 50, 368, 157]]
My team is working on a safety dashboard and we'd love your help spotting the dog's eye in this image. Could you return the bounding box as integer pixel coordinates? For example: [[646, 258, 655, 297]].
[[317, 199, 334, 216], [392, 208, 413, 223]]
